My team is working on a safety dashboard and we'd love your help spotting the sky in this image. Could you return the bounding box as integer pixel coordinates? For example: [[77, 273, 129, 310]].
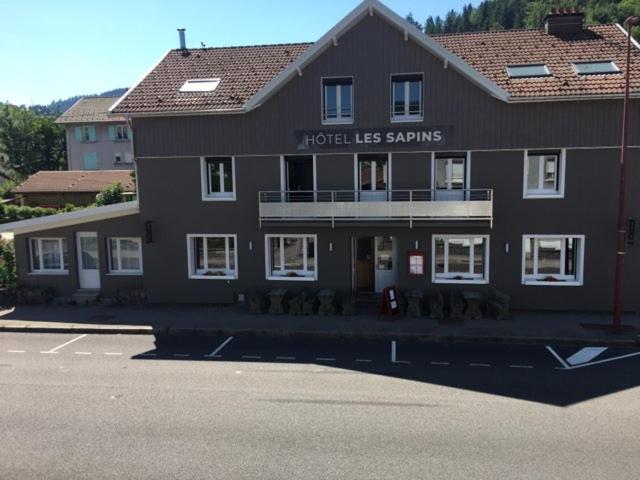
[[0, 0, 475, 106]]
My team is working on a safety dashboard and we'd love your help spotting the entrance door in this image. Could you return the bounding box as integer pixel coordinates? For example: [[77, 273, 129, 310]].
[[434, 156, 466, 201], [355, 237, 374, 292], [374, 236, 396, 293], [358, 154, 389, 202], [285, 155, 314, 202], [76, 232, 100, 289]]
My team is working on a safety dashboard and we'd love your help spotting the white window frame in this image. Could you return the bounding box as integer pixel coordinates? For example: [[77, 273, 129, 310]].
[[180, 78, 221, 92], [107, 237, 143, 275], [321, 76, 354, 125], [521, 234, 585, 286], [200, 156, 236, 201], [29, 237, 68, 275], [523, 149, 566, 199], [431, 234, 490, 284], [390, 73, 424, 123], [265, 234, 318, 281], [114, 152, 122, 164], [353, 153, 393, 193], [506, 64, 551, 78], [430, 152, 471, 192], [115, 125, 129, 141], [186, 234, 238, 280], [572, 60, 620, 75], [80, 125, 93, 143]]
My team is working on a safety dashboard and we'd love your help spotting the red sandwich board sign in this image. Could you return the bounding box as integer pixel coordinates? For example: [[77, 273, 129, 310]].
[[379, 285, 401, 320]]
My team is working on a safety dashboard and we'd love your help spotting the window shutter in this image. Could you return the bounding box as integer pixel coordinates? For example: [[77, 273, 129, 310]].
[[88, 126, 97, 142], [75, 127, 83, 142], [108, 125, 116, 141], [83, 153, 98, 170], [127, 126, 133, 140]]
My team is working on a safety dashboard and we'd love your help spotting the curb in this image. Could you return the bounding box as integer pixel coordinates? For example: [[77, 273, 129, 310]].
[[1, 324, 638, 347]]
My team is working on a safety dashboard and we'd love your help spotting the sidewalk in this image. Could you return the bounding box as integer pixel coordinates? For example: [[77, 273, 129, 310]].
[[1, 304, 639, 346]]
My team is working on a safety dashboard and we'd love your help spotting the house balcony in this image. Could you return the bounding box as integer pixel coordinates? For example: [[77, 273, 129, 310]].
[[258, 189, 493, 227]]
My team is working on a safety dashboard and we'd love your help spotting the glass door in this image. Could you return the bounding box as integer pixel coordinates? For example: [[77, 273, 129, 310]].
[[358, 154, 389, 202], [285, 155, 314, 202], [76, 232, 100, 289], [374, 236, 396, 293], [435, 156, 466, 201]]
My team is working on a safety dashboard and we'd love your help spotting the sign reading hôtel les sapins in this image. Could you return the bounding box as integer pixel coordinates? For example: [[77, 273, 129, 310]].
[[295, 126, 451, 151]]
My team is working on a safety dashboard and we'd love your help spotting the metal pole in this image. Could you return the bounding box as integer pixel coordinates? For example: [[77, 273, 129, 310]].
[[613, 17, 640, 333]]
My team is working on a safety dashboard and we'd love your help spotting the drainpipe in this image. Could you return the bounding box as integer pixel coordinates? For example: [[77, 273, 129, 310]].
[[613, 16, 640, 333]]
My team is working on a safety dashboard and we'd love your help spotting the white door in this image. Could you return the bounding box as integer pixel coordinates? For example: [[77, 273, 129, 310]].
[[76, 232, 100, 289], [374, 236, 396, 293], [359, 156, 389, 202], [434, 157, 466, 201]]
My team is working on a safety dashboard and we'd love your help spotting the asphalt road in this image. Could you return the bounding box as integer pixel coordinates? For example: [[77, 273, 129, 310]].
[[1, 332, 639, 480]]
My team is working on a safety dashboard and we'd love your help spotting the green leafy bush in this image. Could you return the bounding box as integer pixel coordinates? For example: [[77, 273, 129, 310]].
[[0, 239, 16, 290], [95, 182, 124, 206]]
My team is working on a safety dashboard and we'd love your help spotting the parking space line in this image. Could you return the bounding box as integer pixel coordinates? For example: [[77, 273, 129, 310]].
[[546, 346, 570, 369], [172, 354, 190, 358], [355, 359, 373, 363], [104, 352, 123, 356], [205, 336, 234, 358], [74, 352, 92, 355], [316, 357, 336, 362], [7, 350, 26, 353], [510, 364, 534, 369], [431, 361, 450, 366], [139, 353, 157, 357], [242, 355, 262, 360], [42, 334, 87, 354], [275, 356, 296, 361], [470, 363, 491, 367], [390, 341, 411, 364]]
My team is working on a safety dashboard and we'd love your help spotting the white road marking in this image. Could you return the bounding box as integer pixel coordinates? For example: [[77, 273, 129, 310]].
[[546, 346, 570, 369], [205, 336, 234, 358], [316, 357, 336, 362], [42, 334, 87, 354], [567, 347, 608, 366], [431, 361, 450, 366], [275, 356, 296, 360], [7, 350, 25, 353], [510, 365, 534, 369], [40, 351, 59, 354], [355, 359, 373, 363], [564, 351, 640, 370], [172, 354, 190, 358], [390, 341, 411, 364], [104, 352, 123, 356], [241, 355, 262, 360], [470, 363, 491, 367], [139, 353, 157, 357], [74, 352, 92, 355]]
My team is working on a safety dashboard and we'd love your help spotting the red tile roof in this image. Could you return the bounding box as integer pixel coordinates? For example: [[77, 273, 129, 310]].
[[56, 97, 126, 124], [432, 24, 640, 99], [112, 43, 311, 114], [15, 171, 135, 193]]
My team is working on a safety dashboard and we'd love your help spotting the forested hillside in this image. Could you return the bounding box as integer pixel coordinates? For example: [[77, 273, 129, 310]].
[[29, 88, 128, 116], [406, 0, 640, 34]]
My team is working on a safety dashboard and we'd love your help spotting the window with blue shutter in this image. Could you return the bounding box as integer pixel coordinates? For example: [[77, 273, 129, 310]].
[[74, 126, 83, 142], [88, 126, 97, 142], [108, 125, 116, 141], [83, 153, 98, 170]]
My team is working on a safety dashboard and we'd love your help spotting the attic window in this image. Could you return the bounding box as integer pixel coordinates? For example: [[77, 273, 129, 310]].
[[179, 78, 221, 92], [506, 64, 551, 78], [572, 61, 620, 75]]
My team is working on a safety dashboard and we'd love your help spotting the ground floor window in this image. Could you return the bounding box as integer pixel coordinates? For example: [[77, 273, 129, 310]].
[[432, 235, 489, 284], [187, 234, 237, 279], [29, 238, 69, 274], [108, 238, 143, 274], [523, 235, 584, 285], [266, 235, 317, 280]]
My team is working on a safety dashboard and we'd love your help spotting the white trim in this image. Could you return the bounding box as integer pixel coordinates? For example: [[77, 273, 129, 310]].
[[107, 237, 143, 275], [243, 0, 509, 113], [29, 237, 69, 274], [321, 76, 354, 125], [431, 151, 471, 195], [431, 234, 490, 285], [280, 154, 318, 196], [200, 156, 236, 201], [615, 22, 640, 51], [521, 234, 585, 286], [109, 50, 172, 113], [186, 234, 238, 280], [523, 149, 566, 199], [265, 234, 318, 281], [390, 72, 424, 123], [0, 201, 139, 235]]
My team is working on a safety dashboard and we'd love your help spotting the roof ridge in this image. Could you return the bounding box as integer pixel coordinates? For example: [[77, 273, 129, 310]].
[[430, 23, 618, 38], [170, 41, 313, 52]]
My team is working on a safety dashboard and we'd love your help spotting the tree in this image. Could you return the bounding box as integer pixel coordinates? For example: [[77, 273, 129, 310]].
[[405, 12, 423, 31], [0, 104, 66, 180], [95, 183, 124, 206]]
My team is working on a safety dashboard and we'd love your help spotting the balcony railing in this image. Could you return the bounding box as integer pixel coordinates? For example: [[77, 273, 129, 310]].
[[258, 189, 493, 227]]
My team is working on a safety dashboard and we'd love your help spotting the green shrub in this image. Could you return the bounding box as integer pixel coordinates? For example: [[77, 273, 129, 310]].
[[95, 182, 124, 206], [0, 239, 16, 290], [5, 205, 18, 220]]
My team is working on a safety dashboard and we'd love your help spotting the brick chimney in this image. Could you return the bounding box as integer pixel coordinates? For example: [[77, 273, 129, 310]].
[[544, 7, 584, 35]]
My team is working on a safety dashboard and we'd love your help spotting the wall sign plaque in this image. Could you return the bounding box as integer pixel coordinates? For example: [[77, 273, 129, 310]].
[[295, 126, 452, 151]]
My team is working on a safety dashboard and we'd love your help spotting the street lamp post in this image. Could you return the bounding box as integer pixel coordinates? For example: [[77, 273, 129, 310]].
[[613, 16, 640, 334]]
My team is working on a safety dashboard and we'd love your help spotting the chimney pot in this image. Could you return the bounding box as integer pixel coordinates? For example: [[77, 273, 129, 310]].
[[177, 28, 186, 49]]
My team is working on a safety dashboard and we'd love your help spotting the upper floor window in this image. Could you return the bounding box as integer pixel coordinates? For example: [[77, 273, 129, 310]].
[[108, 238, 143, 275], [391, 74, 423, 122], [75, 125, 96, 143], [507, 64, 551, 78], [29, 238, 69, 274], [109, 125, 131, 141], [572, 61, 619, 75], [187, 234, 237, 280], [433, 235, 489, 284], [201, 156, 235, 201], [523, 150, 565, 198], [322, 78, 353, 124], [523, 235, 584, 285]]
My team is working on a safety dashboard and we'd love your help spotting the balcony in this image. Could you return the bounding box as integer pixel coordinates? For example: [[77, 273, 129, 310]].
[[258, 189, 493, 227]]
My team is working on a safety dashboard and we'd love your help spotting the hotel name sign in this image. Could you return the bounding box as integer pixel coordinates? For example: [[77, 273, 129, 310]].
[[295, 126, 452, 151]]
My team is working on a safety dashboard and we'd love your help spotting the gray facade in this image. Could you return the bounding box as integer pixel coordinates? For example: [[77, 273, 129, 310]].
[[11, 12, 640, 312]]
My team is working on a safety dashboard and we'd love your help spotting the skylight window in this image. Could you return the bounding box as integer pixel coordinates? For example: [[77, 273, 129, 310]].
[[506, 64, 551, 79], [179, 78, 221, 92], [572, 61, 620, 75]]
